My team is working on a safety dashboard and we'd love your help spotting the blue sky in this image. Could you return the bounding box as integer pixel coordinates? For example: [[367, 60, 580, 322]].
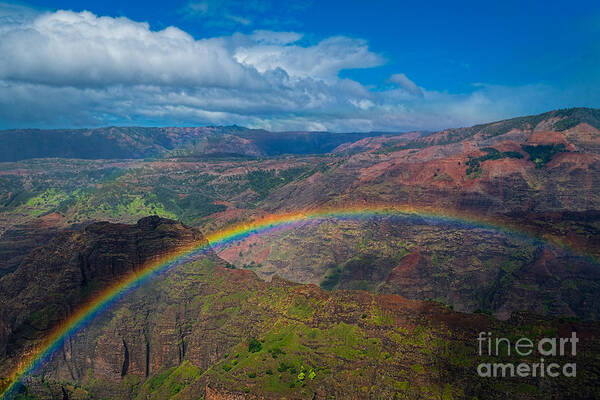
[[0, 0, 598, 131]]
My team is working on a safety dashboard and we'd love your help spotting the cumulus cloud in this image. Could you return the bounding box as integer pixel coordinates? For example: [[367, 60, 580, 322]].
[[234, 36, 383, 81], [0, 8, 392, 129], [0, 9, 383, 88], [0, 6, 588, 131], [0, 10, 264, 89]]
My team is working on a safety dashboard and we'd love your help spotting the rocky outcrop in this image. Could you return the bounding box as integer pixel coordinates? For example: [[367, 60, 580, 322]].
[[221, 216, 600, 321], [0, 220, 60, 277], [22, 262, 600, 400], [0, 216, 212, 371]]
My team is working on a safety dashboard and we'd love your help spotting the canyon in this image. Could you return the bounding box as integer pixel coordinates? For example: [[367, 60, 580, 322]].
[[1, 107, 599, 399]]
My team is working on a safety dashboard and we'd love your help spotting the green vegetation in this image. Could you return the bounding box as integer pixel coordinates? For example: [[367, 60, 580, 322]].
[[8, 257, 600, 400], [553, 107, 600, 131], [433, 172, 453, 182], [373, 307, 395, 326], [21, 189, 69, 216], [465, 147, 523, 176], [246, 167, 309, 200], [521, 143, 566, 168], [319, 266, 342, 290], [0, 157, 328, 227], [318, 250, 406, 292], [287, 297, 315, 319], [248, 338, 262, 353], [137, 361, 200, 399], [160, 190, 226, 224]]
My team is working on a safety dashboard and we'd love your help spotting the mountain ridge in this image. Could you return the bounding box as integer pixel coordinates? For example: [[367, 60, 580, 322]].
[[0, 126, 407, 161], [1, 107, 598, 161]]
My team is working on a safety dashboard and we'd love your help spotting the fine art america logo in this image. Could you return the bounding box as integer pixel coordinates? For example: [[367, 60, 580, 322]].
[[477, 332, 578, 378]]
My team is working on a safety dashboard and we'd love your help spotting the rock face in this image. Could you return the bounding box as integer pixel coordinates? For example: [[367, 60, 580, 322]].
[[0, 218, 598, 399], [0, 218, 60, 277], [0, 216, 212, 369], [16, 261, 600, 400], [234, 109, 600, 318], [221, 217, 600, 321], [262, 109, 600, 223], [265, 120, 600, 218]]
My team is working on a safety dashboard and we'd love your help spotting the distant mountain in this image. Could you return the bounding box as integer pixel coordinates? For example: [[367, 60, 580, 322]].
[[230, 129, 410, 156], [263, 107, 600, 216], [0, 125, 399, 161], [380, 107, 600, 152], [2, 108, 598, 162]]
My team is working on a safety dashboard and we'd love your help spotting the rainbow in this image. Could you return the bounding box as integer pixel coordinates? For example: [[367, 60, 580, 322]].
[[0, 204, 590, 398]]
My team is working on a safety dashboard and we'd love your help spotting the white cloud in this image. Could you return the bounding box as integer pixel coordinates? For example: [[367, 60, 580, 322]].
[[0, 9, 382, 88], [0, 6, 590, 131], [234, 36, 384, 81], [0, 10, 264, 89], [0, 8, 393, 129]]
